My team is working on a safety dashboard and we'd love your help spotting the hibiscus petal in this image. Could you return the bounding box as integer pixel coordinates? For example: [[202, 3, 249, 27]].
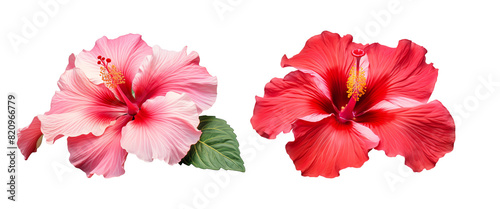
[[133, 46, 217, 113], [67, 115, 131, 178], [17, 116, 44, 160], [38, 68, 127, 142], [356, 40, 438, 112], [356, 100, 455, 172], [287, 116, 379, 178], [367, 97, 421, 112], [66, 53, 76, 71], [251, 70, 335, 139], [281, 31, 365, 109], [75, 34, 152, 100], [121, 92, 201, 164]]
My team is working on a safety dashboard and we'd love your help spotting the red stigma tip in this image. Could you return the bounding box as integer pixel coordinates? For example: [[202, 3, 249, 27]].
[[106, 58, 111, 63], [97, 61, 101, 65], [352, 49, 365, 57], [97, 55, 102, 60]]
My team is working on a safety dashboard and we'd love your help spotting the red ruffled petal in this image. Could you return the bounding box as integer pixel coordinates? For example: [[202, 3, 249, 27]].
[[286, 116, 379, 178], [355, 40, 438, 113], [67, 115, 131, 178], [281, 31, 365, 109], [356, 100, 455, 172], [251, 70, 335, 139]]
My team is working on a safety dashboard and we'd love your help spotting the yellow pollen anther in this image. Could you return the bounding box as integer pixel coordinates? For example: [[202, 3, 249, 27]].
[[99, 64, 125, 88], [346, 66, 367, 101]]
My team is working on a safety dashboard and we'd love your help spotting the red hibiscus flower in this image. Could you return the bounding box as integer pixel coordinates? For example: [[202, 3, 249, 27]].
[[251, 31, 455, 178]]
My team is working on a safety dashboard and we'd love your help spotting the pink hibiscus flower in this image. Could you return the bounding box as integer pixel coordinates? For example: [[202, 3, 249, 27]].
[[251, 31, 455, 178], [18, 34, 217, 178]]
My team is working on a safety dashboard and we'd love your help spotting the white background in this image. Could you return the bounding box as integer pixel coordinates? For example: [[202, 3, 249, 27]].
[[1, 0, 499, 208]]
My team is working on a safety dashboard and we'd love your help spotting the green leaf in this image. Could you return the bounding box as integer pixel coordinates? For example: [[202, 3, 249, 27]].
[[180, 116, 245, 172]]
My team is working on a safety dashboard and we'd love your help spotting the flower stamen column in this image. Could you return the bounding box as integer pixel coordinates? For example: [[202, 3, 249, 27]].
[[98, 56, 139, 116], [339, 49, 366, 123]]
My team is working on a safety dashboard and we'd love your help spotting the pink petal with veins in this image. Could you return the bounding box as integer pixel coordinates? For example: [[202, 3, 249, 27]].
[[133, 46, 217, 113], [121, 92, 201, 164]]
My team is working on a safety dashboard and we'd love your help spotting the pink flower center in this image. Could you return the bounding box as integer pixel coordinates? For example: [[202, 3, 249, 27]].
[[338, 49, 366, 123], [97, 56, 139, 116]]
